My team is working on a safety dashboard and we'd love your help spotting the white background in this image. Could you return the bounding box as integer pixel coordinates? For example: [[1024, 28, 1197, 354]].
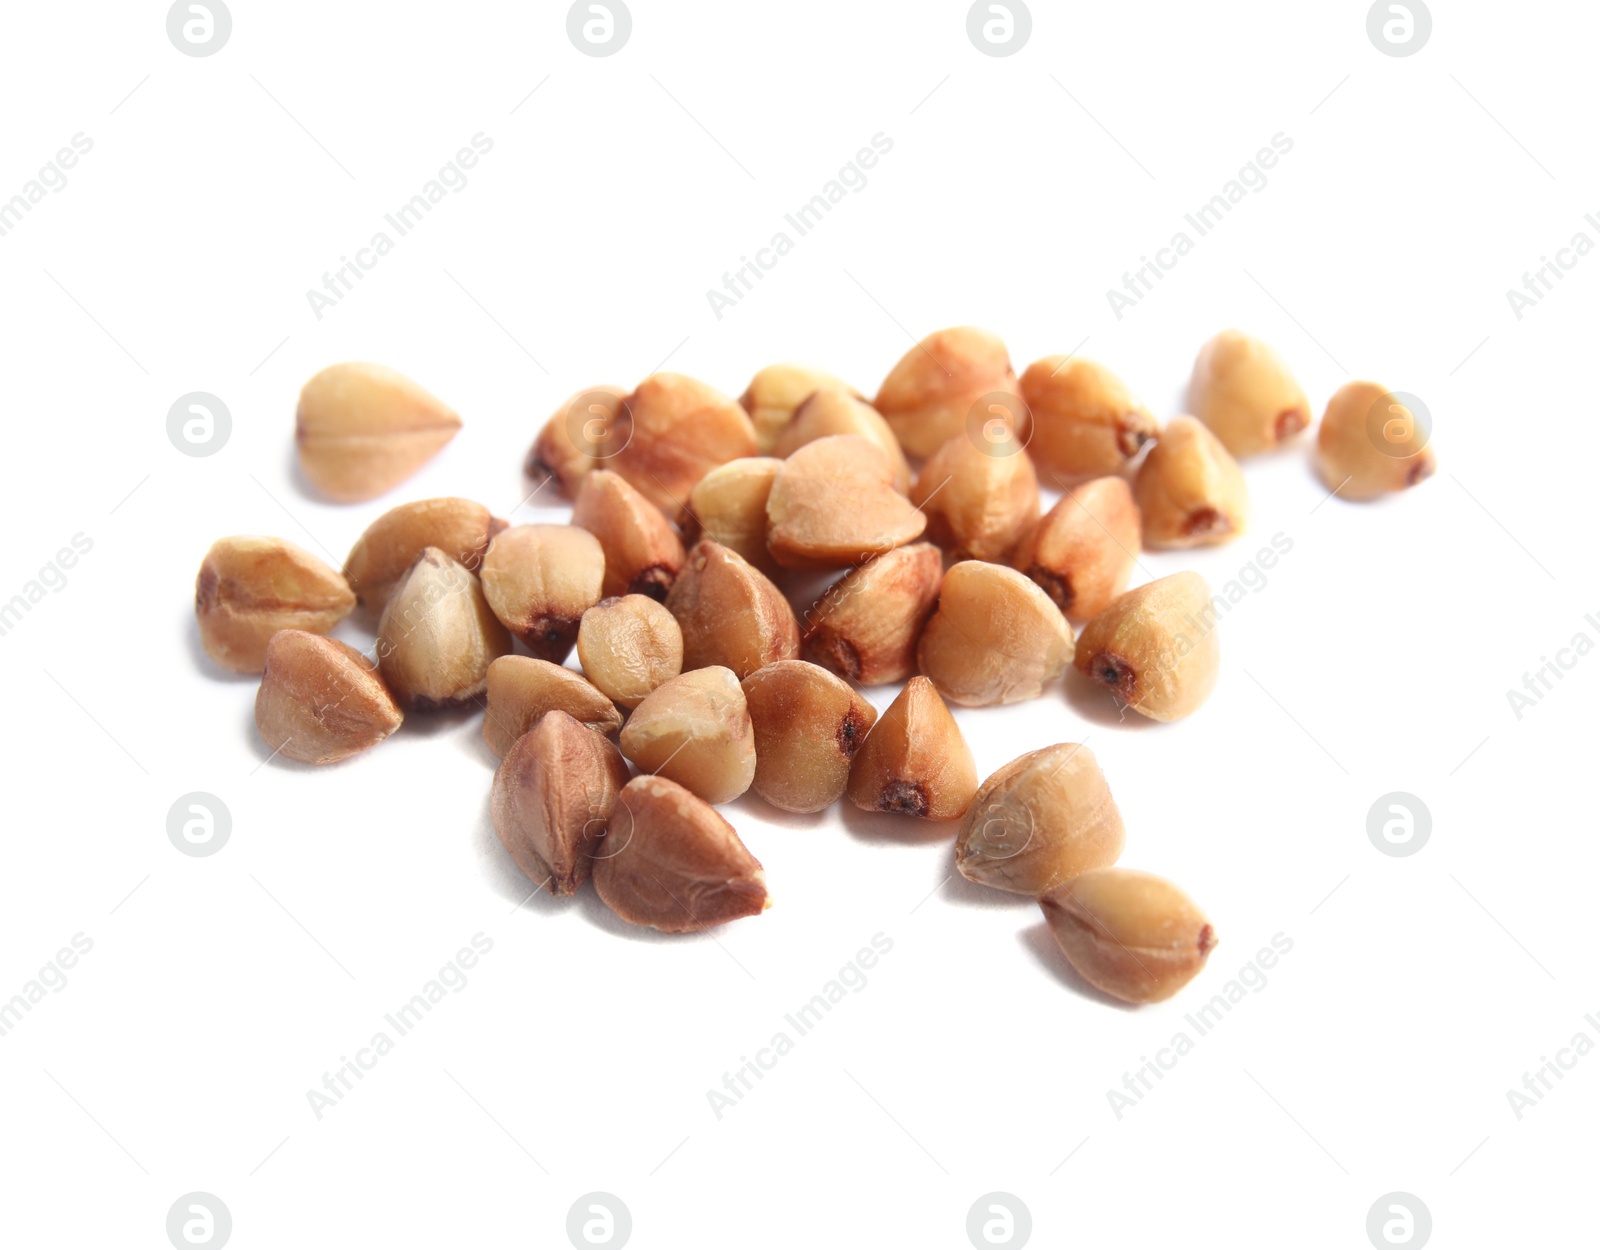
[[0, 1, 1594, 1247]]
